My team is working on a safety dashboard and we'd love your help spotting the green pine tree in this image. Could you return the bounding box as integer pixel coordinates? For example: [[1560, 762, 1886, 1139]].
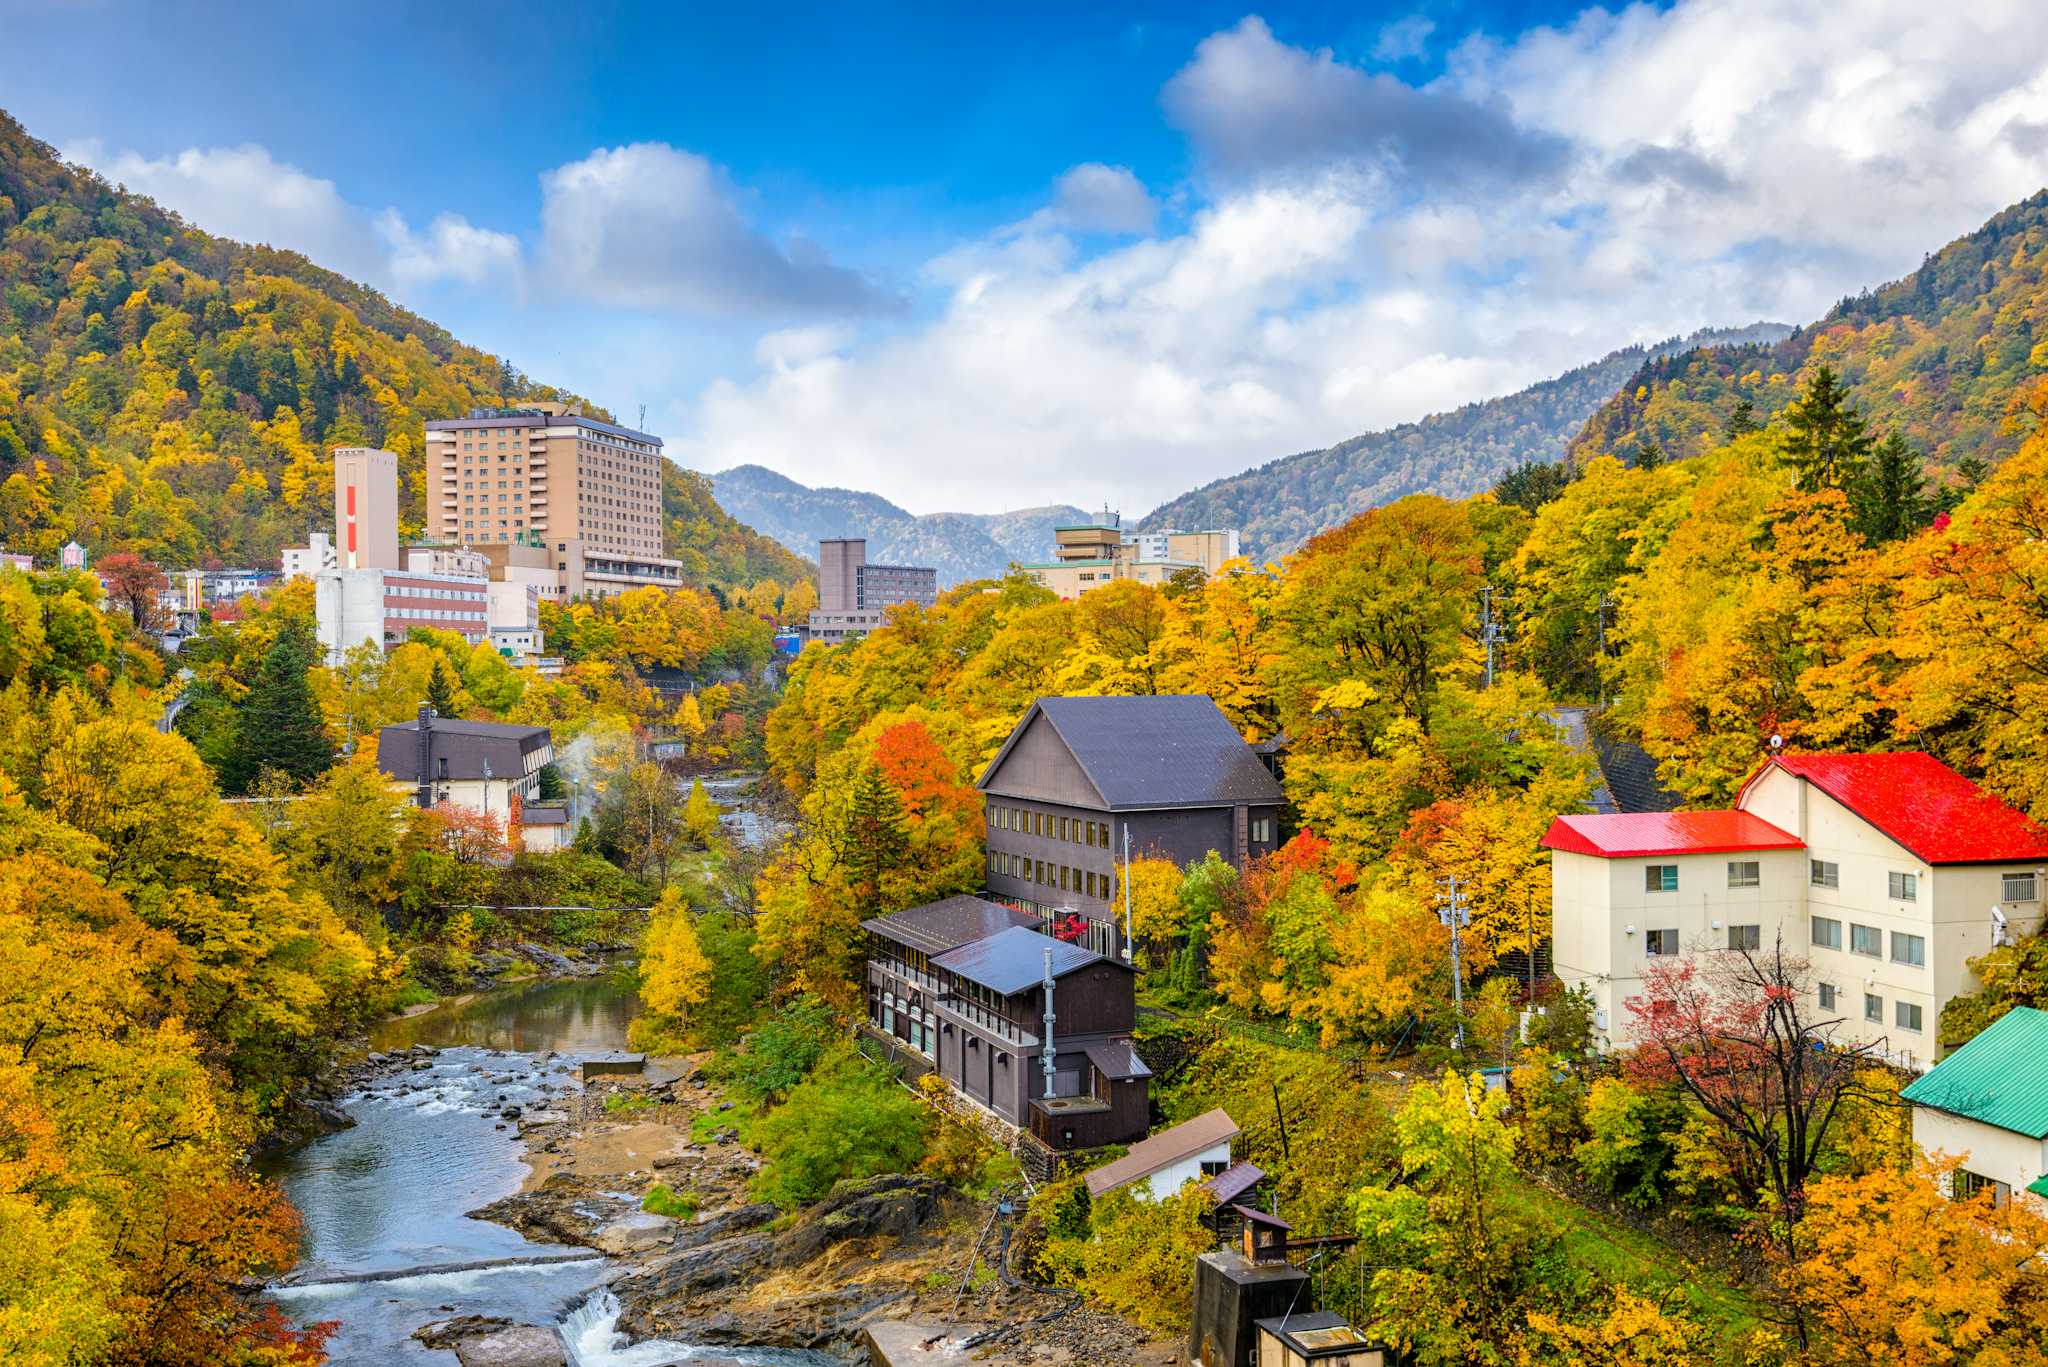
[[1779, 365, 1873, 492], [1723, 397, 1759, 440], [1631, 437, 1662, 470], [226, 622, 334, 794], [426, 656, 459, 717], [837, 764, 909, 917], [1853, 430, 1930, 542]]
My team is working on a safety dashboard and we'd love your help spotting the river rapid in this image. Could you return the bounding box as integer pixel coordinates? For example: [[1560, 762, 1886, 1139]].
[[262, 777, 829, 1366]]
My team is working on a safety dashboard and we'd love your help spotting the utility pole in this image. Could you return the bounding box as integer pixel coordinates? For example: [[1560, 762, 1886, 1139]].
[[1593, 594, 1615, 708], [1438, 874, 1471, 1051], [1121, 823, 1134, 963], [1480, 585, 1500, 689]]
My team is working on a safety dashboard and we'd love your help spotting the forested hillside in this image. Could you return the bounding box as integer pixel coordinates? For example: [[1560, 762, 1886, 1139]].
[[1571, 190, 2048, 471], [0, 109, 802, 594], [1139, 324, 1789, 562], [711, 462, 1084, 585]]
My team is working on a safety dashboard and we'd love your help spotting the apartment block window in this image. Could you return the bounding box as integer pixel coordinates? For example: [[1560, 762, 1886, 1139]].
[[1953, 1169, 2004, 1205], [1888, 871, 1919, 902], [1645, 864, 1679, 893], [1811, 859, 1840, 889], [1085, 823, 1097, 848], [1645, 928, 1680, 956], [1818, 983, 1838, 1011], [1727, 860, 1761, 888], [1891, 932, 1926, 967], [1850, 923, 1882, 957], [1864, 992, 1883, 1023], [1727, 923, 1762, 951], [2002, 872, 2038, 902], [1896, 1001, 1924, 1033]]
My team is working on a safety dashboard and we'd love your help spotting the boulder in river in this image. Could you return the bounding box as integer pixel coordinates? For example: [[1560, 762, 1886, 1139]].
[[414, 1317, 568, 1367]]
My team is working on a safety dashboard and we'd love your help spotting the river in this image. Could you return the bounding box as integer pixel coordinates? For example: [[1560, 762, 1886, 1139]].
[[262, 776, 827, 1366]]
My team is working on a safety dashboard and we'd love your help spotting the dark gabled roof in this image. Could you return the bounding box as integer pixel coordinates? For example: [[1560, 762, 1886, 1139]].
[[1201, 1160, 1265, 1207], [931, 925, 1127, 995], [376, 717, 550, 783], [979, 695, 1283, 811], [862, 896, 1040, 956]]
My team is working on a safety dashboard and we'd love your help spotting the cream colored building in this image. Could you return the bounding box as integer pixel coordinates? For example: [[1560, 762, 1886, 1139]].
[[1020, 510, 1241, 600], [423, 404, 683, 600], [333, 447, 401, 570], [1544, 752, 2048, 1066], [1901, 1006, 2048, 1210]]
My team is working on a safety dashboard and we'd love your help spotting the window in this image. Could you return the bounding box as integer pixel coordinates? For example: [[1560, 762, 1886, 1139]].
[[1085, 871, 1097, 897], [1864, 992, 1883, 1023], [1727, 924, 1761, 951], [2003, 872, 2038, 902], [1645, 928, 1680, 956], [1891, 932, 1926, 967], [1059, 866, 1070, 892], [1889, 871, 1919, 902], [1811, 859, 1840, 889], [1085, 822, 1097, 848], [1645, 864, 1679, 893], [1727, 860, 1760, 888], [1896, 1001, 1924, 1032], [1850, 923, 1882, 957], [1251, 816, 1274, 843], [1953, 1169, 2004, 1205], [1818, 983, 1837, 1011]]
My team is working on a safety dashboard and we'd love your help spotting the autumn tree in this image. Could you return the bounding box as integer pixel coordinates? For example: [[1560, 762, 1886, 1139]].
[[640, 887, 714, 1025], [95, 550, 167, 629], [683, 778, 721, 848]]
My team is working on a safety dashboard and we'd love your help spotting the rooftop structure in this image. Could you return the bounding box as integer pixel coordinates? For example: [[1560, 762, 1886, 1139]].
[[1084, 1106, 1237, 1199], [810, 537, 938, 643], [1902, 1006, 2048, 1210]]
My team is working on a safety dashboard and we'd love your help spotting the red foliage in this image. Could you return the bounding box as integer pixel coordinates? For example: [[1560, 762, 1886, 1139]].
[[1050, 913, 1090, 943]]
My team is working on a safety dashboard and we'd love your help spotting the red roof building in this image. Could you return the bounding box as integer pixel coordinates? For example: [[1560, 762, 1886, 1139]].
[[1542, 810, 1803, 859], [1737, 753, 2048, 865]]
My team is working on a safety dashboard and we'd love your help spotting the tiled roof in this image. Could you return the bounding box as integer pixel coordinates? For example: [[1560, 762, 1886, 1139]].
[[931, 925, 1123, 995], [981, 695, 1283, 810], [1743, 752, 2048, 864], [1084, 1107, 1239, 1197], [1542, 811, 1803, 859], [862, 896, 1040, 956], [1901, 1007, 2048, 1139]]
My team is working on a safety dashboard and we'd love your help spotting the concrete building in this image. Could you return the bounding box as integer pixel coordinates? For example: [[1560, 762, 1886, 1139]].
[[283, 531, 339, 580], [0, 550, 32, 572], [1084, 1107, 1239, 1201], [862, 895, 1148, 1151], [979, 695, 1285, 957], [334, 447, 401, 569], [60, 540, 87, 571], [808, 536, 938, 642], [1021, 510, 1240, 599], [314, 565, 490, 664], [422, 404, 684, 600], [1902, 1006, 2048, 1210], [1543, 751, 2048, 1063]]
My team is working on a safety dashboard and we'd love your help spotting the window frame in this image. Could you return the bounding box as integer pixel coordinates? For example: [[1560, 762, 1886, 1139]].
[[1888, 871, 1919, 903], [1890, 932, 1926, 968], [1645, 927, 1680, 957], [1850, 923, 1882, 958], [1810, 859, 1840, 890], [1810, 915, 1842, 950], [1895, 1000, 1924, 1033], [1727, 923, 1762, 952], [1726, 860, 1761, 889], [1864, 992, 1883, 1024], [2001, 872, 2037, 903], [1644, 864, 1679, 893]]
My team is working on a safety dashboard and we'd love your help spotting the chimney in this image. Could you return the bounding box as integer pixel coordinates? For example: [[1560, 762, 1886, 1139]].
[[1042, 947, 1058, 1100], [416, 702, 434, 809]]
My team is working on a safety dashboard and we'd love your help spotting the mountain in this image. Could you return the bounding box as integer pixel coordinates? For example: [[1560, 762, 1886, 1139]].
[[1569, 191, 2048, 471], [710, 463, 1087, 586], [1139, 323, 1793, 563], [0, 109, 804, 592]]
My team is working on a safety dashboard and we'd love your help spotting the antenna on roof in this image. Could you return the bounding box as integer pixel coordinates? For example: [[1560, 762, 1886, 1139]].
[[638, 403, 647, 431]]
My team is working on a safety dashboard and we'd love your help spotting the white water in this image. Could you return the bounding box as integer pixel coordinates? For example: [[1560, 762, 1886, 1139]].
[[562, 1288, 830, 1366]]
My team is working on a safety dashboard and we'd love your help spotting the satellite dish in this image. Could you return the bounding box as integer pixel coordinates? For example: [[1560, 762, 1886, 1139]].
[[1769, 734, 1784, 751]]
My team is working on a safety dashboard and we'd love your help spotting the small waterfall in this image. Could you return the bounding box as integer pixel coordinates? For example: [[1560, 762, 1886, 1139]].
[[560, 1288, 692, 1366]]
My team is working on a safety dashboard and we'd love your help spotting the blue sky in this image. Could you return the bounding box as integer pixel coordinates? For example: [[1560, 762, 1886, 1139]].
[[9, 0, 2048, 516]]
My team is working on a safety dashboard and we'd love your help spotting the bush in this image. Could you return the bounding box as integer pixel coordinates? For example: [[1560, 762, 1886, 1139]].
[[1041, 1187, 1216, 1334], [641, 1183, 699, 1220], [1574, 1078, 1686, 1209], [751, 1043, 929, 1207], [1509, 1049, 1590, 1166], [716, 997, 840, 1104]]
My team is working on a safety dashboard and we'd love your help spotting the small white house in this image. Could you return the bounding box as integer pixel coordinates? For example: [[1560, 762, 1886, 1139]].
[[1083, 1107, 1238, 1202], [1901, 1005, 2048, 1211]]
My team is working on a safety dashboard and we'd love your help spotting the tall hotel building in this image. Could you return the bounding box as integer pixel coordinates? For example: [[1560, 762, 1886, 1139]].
[[423, 403, 683, 600]]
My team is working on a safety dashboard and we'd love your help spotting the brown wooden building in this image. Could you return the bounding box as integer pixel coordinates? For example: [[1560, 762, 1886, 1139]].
[[979, 695, 1285, 955], [863, 895, 1149, 1149]]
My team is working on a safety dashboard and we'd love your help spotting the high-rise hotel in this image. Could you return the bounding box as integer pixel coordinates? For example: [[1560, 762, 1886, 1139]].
[[423, 402, 683, 600]]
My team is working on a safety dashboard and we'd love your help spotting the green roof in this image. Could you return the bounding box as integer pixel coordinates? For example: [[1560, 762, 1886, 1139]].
[[1901, 1007, 2048, 1139], [2028, 1174, 2048, 1200]]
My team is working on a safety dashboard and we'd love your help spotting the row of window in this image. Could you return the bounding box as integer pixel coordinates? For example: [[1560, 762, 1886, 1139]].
[[387, 607, 487, 622], [992, 850, 1110, 898], [993, 805, 1113, 848], [1647, 861, 2039, 904], [1645, 924, 1761, 955], [1810, 916, 1926, 965], [389, 586, 485, 601]]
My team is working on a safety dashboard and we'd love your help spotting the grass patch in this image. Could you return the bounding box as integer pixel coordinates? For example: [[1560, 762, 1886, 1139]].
[[641, 1183, 698, 1220], [690, 1103, 754, 1145], [386, 977, 438, 1011], [1511, 1175, 1765, 1339], [603, 1091, 657, 1116]]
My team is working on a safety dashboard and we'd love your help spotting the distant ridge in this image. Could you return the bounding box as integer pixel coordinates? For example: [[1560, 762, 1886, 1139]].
[[710, 463, 1087, 587], [1140, 323, 1793, 563]]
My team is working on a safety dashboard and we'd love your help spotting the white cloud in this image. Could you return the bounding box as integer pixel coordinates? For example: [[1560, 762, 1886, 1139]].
[[69, 141, 521, 291], [1371, 15, 1437, 63], [1047, 163, 1157, 234], [682, 0, 2048, 518], [536, 142, 899, 319]]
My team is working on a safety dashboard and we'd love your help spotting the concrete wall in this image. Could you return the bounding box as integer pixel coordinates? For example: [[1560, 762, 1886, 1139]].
[[1140, 1141, 1234, 1202]]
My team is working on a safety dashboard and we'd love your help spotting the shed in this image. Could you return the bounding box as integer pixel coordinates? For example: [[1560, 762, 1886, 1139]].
[[1084, 1107, 1239, 1201]]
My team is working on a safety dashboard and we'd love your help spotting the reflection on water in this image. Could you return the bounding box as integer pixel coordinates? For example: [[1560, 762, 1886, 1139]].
[[370, 968, 644, 1055]]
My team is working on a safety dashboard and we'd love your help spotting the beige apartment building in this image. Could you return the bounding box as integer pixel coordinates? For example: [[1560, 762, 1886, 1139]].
[[1544, 751, 2048, 1068], [423, 404, 683, 599], [1020, 510, 1241, 599]]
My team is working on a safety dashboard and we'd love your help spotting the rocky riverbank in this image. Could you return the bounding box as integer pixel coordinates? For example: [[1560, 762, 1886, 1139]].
[[467, 1064, 1181, 1365]]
